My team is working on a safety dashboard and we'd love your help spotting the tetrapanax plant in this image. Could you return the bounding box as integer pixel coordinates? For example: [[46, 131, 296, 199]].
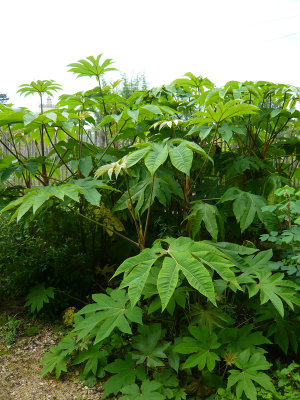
[[1, 53, 300, 400], [68, 54, 117, 83], [18, 79, 62, 113]]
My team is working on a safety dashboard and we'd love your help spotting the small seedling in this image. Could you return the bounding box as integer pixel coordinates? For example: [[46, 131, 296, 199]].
[[1, 315, 20, 345]]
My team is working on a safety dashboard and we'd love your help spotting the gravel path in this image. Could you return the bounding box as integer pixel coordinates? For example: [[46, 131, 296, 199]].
[[0, 320, 104, 400]]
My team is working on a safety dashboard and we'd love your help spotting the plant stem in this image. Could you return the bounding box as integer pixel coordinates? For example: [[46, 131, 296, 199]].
[[142, 175, 155, 250], [54, 289, 89, 305], [67, 205, 140, 248]]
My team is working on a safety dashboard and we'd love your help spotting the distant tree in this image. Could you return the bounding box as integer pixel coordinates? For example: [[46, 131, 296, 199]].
[[119, 72, 147, 98], [0, 92, 9, 104]]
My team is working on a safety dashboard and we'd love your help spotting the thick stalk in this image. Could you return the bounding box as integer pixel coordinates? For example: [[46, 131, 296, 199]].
[[7, 126, 29, 187], [77, 120, 82, 178], [183, 175, 190, 221], [39, 94, 49, 185], [124, 174, 140, 238], [188, 126, 218, 196], [141, 175, 155, 250]]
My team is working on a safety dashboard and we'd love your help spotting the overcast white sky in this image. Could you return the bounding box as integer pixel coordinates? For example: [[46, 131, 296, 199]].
[[1, 0, 300, 110]]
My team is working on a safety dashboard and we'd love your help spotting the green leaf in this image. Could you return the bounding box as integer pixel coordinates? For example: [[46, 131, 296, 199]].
[[153, 368, 179, 388], [199, 124, 213, 139], [132, 323, 170, 368], [72, 345, 107, 378], [221, 325, 271, 354], [120, 380, 164, 400], [102, 354, 145, 399], [114, 249, 159, 307], [170, 249, 216, 306], [79, 156, 93, 177], [254, 306, 300, 354], [157, 257, 179, 310], [113, 173, 181, 215], [247, 271, 299, 317], [219, 188, 276, 233], [114, 237, 241, 308], [145, 143, 169, 175], [25, 284, 55, 313], [227, 349, 275, 400], [168, 349, 180, 372], [0, 179, 115, 220], [126, 146, 151, 168], [121, 261, 155, 308], [187, 201, 223, 240], [174, 325, 221, 372], [18, 80, 62, 98], [68, 54, 117, 80], [40, 335, 77, 378], [169, 143, 193, 176], [113, 248, 159, 278], [75, 289, 142, 343], [141, 104, 163, 114], [191, 100, 258, 126], [219, 124, 233, 142], [127, 109, 139, 123], [184, 141, 211, 161]]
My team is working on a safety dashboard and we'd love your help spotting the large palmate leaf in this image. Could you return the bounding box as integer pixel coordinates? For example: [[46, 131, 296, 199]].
[[40, 335, 77, 378], [189, 304, 234, 332], [25, 284, 55, 313], [74, 289, 142, 343], [131, 324, 170, 368], [18, 80, 62, 97], [113, 237, 239, 310], [1, 178, 116, 221], [220, 325, 271, 354], [119, 250, 160, 307], [120, 380, 165, 400], [227, 350, 275, 400], [173, 325, 221, 372], [206, 241, 259, 273], [68, 54, 117, 79], [190, 100, 258, 126], [102, 354, 146, 399], [247, 271, 300, 317], [121, 140, 210, 177], [186, 201, 224, 240], [255, 305, 300, 354], [153, 369, 187, 400], [72, 345, 108, 379], [219, 187, 278, 232]]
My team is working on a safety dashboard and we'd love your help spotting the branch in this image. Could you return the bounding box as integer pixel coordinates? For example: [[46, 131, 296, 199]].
[[67, 205, 139, 248], [44, 125, 73, 175], [0, 137, 45, 185]]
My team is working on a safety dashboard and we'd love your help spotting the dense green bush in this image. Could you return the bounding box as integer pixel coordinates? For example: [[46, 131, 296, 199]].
[[0, 54, 300, 399], [0, 209, 94, 310]]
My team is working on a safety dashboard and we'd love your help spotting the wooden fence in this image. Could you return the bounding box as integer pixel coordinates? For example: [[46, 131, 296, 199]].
[[0, 129, 107, 186], [0, 129, 299, 187]]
